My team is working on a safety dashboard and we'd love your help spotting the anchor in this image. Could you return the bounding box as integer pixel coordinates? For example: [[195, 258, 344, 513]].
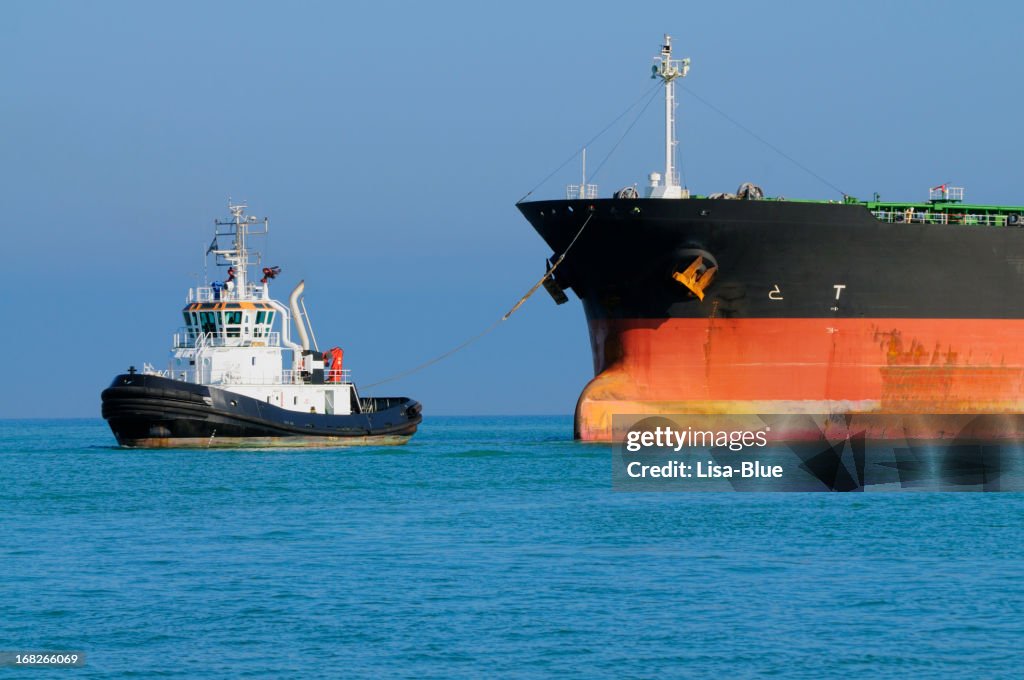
[[672, 255, 717, 300], [541, 258, 569, 305]]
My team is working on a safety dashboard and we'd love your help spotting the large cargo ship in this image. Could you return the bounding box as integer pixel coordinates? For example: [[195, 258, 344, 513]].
[[518, 35, 1024, 443]]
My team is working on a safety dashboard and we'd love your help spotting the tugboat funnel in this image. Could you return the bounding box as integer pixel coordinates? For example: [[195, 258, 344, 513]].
[[289, 280, 311, 351]]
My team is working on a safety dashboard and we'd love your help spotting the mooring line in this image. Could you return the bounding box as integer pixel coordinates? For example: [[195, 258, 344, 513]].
[[516, 82, 661, 204], [681, 85, 848, 198], [588, 83, 663, 185], [362, 213, 594, 389]]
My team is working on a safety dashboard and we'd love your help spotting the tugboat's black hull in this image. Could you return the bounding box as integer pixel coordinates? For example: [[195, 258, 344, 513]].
[[101, 374, 421, 448]]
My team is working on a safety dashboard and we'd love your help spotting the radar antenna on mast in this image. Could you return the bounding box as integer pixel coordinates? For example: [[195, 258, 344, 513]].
[[647, 34, 691, 199], [209, 200, 270, 298]]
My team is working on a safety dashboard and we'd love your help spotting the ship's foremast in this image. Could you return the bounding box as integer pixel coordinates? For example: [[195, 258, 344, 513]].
[[647, 34, 690, 199]]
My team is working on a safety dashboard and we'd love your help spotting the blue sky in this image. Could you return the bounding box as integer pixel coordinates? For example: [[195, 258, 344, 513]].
[[3, 1, 1023, 418]]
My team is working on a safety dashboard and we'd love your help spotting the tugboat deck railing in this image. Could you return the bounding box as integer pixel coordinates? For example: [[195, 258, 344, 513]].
[[173, 330, 282, 349], [219, 369, 352, 386], [142, 365, 353, 386], [187, 284, 266, 303]]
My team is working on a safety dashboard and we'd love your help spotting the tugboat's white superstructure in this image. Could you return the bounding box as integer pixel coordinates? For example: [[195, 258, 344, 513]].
[[169, 203, 352, 415], [101, 203, 421, 448]]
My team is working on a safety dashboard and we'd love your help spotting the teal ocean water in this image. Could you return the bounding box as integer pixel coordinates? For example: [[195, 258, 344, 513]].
[[2, 417, 1022, 678]]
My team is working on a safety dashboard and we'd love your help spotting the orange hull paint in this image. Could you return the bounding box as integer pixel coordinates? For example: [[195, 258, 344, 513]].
[[578, 318, 1024, 441]]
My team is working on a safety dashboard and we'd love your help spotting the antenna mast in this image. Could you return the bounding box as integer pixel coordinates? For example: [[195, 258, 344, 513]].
[[648, 34, 691, 199], [211, 201, 269, 298]]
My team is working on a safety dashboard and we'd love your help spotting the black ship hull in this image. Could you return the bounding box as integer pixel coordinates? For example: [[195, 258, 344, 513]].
[[519, 198, 1024, 320], [518, 197, 1024, 441], [101, 373, 421, 448]]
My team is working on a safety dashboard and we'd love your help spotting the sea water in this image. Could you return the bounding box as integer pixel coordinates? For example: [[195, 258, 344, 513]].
[[2, 417, 1022, 678]]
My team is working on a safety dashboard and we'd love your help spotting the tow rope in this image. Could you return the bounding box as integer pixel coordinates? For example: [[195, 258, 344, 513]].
[[362, 212, 594, 389]]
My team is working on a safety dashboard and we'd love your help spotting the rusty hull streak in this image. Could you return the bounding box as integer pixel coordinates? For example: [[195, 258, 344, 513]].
[[576, 317, 1024, 441]]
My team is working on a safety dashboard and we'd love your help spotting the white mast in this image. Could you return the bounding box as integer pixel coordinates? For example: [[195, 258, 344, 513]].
[[582, 147, 587, 190], [566, 147, 597, 199], [647, 34, 690, 199], [211, 201, 269, 299]]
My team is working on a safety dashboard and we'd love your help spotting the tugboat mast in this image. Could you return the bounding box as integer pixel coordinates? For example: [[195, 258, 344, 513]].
[[211, 202, 269, 297], [648, 34, 690, 199]]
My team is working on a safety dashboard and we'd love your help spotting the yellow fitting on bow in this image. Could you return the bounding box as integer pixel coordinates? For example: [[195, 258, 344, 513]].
[[672, 256, 717, 300]]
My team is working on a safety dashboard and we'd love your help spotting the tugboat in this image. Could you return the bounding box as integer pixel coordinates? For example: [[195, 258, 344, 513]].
[[101, 202, 421, 448]]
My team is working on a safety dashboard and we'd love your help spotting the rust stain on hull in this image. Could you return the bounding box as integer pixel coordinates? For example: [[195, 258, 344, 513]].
[[577, 317, 1024, 441]]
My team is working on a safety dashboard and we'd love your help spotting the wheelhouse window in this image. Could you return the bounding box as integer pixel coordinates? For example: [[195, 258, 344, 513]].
[[225, 310, 242, 337], [182, 311, 198, 338], [199, 312, 217, 335], [252, 310, 275, 338]]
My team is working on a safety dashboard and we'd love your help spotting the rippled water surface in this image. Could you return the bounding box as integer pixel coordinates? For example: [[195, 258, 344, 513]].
[[2, 417, 1022, 678]]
